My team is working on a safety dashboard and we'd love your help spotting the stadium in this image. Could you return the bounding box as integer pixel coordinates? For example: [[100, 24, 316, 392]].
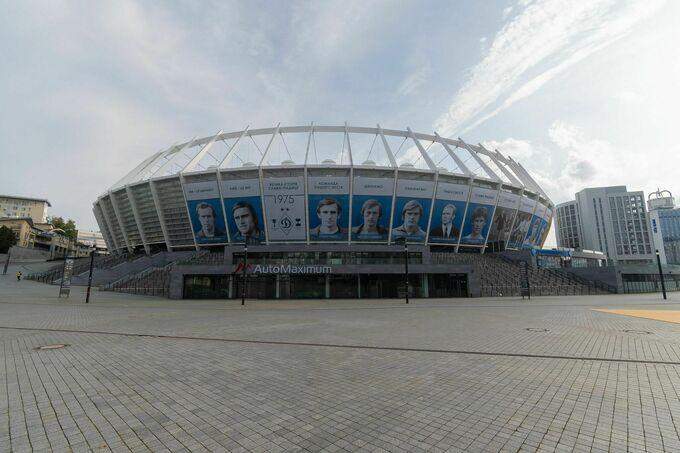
[[92, 124, 559, 299]]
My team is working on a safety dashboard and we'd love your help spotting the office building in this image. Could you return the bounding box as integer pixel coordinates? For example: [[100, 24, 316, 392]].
[[0, 195, 51, 223], [77, 230, 108, 253], [555, 186, 654, 265]]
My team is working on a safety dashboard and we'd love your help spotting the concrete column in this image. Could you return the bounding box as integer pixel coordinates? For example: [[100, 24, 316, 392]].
[[126, 186, 150, 255]]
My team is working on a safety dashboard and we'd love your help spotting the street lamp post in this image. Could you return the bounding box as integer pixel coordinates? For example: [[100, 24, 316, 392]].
[[85, 249, 96, 303], [656, 249, 667, 300], [396, 238, 409, 304], [241, 235, 249, 306]]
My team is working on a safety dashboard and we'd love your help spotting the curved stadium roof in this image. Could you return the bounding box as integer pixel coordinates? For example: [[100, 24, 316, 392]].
[[110, 124, 547, 198]]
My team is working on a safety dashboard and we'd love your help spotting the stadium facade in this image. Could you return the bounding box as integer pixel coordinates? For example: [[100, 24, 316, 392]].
[[93, 125, 554, 299]]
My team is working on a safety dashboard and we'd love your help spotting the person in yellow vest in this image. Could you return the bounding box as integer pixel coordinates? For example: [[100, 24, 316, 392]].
[[16, 271, 22, 281]]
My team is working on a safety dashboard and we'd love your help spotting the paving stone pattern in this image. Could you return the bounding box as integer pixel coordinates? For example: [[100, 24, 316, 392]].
[[1, 271, 680, 452]]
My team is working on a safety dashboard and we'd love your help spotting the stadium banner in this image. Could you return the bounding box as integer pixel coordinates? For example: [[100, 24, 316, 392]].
[[487, 191, 520, 244], [508, 196, 536, 249], [459, 187, 498, 246], [539, 206, 553, 246], [263, 176, 307, 241], [523, 202, 548, 248], [184, 180, 229, 244], [220, 178, 266, 244], [307, 176, 350, 242], [428, 181, 469, 245], [351, 176, 394, 242], [391, 179, 435, 243]]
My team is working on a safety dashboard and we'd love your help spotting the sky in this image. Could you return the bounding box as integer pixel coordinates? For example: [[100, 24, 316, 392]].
[[1, 0, 678, 246]]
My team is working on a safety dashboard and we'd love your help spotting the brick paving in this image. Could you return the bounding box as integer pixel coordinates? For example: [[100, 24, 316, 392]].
[[1, 269, 680, 452]]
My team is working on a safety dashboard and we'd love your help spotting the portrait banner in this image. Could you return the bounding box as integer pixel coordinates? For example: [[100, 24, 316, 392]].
[[487, 191, 520, 244], [538, 207, 553, 246], [221, 178, 265, 244], [428, 182, 469, 245], [523, 202, 548, 248], [263, 176, 307, 241], [459, 187, 498, 246], [351, 176, 394, 242], [391, 179, 435, 243], [184, 181, 228, 244], [507, 196, 536, 249], [307, 176, 350, 242]]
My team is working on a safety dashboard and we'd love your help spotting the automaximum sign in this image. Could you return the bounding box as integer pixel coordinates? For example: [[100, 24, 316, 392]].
[[234, 263, 332, 274]]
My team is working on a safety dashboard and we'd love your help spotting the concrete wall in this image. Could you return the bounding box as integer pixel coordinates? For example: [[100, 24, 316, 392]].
[[561, 266, 622, 292], [3, 246, 51, 261]]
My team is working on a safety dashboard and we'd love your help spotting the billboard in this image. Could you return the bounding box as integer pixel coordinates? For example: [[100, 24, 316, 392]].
[[508, 196, 536, 249], [523, 202, 548, 248], [459, 186, 498, 246], [538, 206, 553, 246], [428, 181, 469, 245], [221, 178, 265, 244], [263, 176, 307, 241], [391, 179, 435, 243], [184, 180, 229, 244], [351, 176, 394, 242], [487, 191, 520, 244], [307, 176, 350, 242]]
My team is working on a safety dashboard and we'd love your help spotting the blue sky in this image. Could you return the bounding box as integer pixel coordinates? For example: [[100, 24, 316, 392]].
[[1, 0, 678, 246]]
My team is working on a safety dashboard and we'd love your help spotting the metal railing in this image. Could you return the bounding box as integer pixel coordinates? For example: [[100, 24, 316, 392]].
[[103, 262, 174, 297], [481, 284, 607, 297], [26, 252, 138, 284], [623, 280, 680, 294]]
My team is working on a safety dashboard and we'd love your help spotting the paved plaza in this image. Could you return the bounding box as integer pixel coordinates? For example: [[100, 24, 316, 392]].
[[2, 263, 680, 452]]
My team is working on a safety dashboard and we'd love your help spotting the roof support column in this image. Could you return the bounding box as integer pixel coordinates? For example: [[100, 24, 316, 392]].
[[108, 191, 132, 253], [125, 186, 150, 254], [149, 180, 173, 251], [434, 132, 473, 177]]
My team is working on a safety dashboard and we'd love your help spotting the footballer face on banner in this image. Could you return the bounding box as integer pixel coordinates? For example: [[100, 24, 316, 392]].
[[221, 178, 266, 244], [508, 197, 536, 249], [184, 180, 228, 244], [308, 176, 349, 242], [487, 191, 520, 244], [351, 176, 393, 242], [459, 187, 497, 247], [429, 181, 469, 244], [391, 179, 434, 243]]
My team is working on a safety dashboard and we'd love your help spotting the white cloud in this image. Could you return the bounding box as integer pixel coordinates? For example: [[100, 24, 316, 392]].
[[517, 120, 678, 205], [433, 0, 666, 137], [287, 0, 394, 68], [482, 138, 535, 160], [397, 62, 432, 97]]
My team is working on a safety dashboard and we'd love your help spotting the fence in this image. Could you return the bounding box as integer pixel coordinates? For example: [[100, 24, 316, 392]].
[[481, 284, 610, 297], [623, 280, 680, 294], [102, 263, 173, 297]]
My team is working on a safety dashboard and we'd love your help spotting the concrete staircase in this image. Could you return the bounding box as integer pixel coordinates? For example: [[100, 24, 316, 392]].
[[68, 251, 195, 286], [478, 255, 613, 296], [431, 252, 613, 297]]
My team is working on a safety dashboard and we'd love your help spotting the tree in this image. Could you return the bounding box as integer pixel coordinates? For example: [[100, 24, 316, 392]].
[[0, 226, 17, 253], [48, 216, 78, 241]]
